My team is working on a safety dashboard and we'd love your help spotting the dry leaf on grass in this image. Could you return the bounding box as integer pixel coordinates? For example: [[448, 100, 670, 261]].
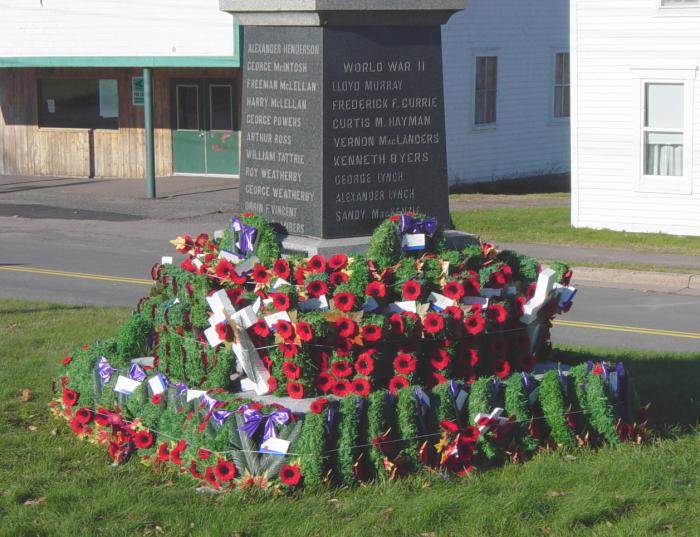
[[547, 490, 566, 497], [24, 497, 46, 506], [20, 388, 32, 402]]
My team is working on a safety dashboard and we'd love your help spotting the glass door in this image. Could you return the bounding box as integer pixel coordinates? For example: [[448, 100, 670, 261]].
[[205, 82, 239, 175]]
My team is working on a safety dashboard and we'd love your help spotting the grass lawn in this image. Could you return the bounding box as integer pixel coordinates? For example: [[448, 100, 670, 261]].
[[451, 207, 700, 256], [1, 300, 699, 537]]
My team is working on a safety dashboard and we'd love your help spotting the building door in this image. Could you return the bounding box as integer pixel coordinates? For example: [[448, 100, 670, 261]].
[[171, 78, 239, 175]]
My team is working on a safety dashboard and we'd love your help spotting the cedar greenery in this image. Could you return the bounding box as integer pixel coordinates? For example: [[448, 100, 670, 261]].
[[586, 373, 621, 445], [296, 408, 331, 487], [395, 386, 422, 471], [538, 371, 576, 448], [335, 395, 366, 486]]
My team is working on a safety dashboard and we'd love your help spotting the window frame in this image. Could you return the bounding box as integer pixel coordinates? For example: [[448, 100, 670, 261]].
[[473, 53, 498, 129], [657, 0, 700, 17], [631, 66, 696, 195], [37, 77, 120, 131], [552, 50, 570, 122]]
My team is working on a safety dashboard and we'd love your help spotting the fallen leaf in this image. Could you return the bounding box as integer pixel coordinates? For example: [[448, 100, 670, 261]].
[[563, 455, 577, 461], [20, 388, 32, 402], [50, 428, 58, 436], [547, 490, 566, 497], [606, 521, 613, 528], [28, 426, 37, 432], [24, 497, 46, 506], [421, 533, 437, 537]]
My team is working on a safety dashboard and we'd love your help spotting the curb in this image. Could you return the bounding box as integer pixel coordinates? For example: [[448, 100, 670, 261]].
[[572, 266, 700, 294]]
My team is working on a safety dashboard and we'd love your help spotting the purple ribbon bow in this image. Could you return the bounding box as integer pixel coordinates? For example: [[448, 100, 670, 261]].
[[230, 216, 257, 255], [211, 410, 234, 427], [615, 362, 625, 378], [399, 214, 438, 236], [491, 378, 501, 396], [238, 407, 292, 441], [96, 356, 116, 387], [449, 380, 460, 399], [174, 383, 188, 398], [128, 363, 147, 382], [521, 372, 531, 392], [200, 393, 221, 412], [326, 405, 336, 433]]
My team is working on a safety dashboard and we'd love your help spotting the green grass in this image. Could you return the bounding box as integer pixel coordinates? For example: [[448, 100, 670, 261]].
[[1, 300, 699, 537], [452, 207, 700, 256]]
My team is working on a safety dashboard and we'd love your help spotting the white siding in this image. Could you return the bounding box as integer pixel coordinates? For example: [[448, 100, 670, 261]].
[[442, 0, 570, 185], [572, 0, 700, 236], [0, 0, 234, 59]]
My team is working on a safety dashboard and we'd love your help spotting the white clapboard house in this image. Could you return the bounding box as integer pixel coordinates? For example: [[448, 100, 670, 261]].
[[442, 0, 571, 186], [571, 0, 700, 236]]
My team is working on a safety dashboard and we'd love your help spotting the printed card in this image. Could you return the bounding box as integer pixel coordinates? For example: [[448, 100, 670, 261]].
[[272, 278, 291, 289], [131, 356, 155, 368], [389, 300, 417, 314], [148, 374, 168, 396], [219, 249, 244, 264], [186, 389, 206, 402], [428, 292, 455, 311], [114, 375, 141, 396], [401, 233, 426, 251], [161, 256, 173, 265], [462, 296, 489, 307], [481, 288, 503, 298], [260, 437, 291, 456], [264, 310, 292, 329]]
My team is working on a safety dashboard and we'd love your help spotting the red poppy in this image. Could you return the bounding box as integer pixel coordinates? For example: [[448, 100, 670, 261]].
[[151, 394, 163, 405], [335, 317, 357, 338], [561, 269, 573, 286], [62, 388, 78, 407], [273, 258, 291, 280], [592, 363, 604, 375], [463, 278, 481, 297], [463, 313, 485, 335], [388, 313, 405, 335], [352, 378, 371, 396], [279, 464, 302, 486], [270, 292, 290, 311], [493, 359, 511, 379], [252, 319, 271, 338], [94, 407, 110, 427], [214, 460, 236, 482], [134, 430, 154, 449], [282, 361, 301, 380], [489, 336, 508, 357], [306, 279, 327, 298], [394, 353, 417, 375], [331, 379, 351, 397], [512, 332, 530, 351], [489, 270, 507, 289], [204, 466, 222, 489], [328, 254, 348, 270], [287, 381, 304, 399], [355, 352, 376, 376], [156, 442, 170, 462], [215, 259, 236, 280], [402, 280, 422, 300], [466, 347, 480, 367], [316, 373, 334, 393], [525, 283, 537, 300], [189, 460, 204, 479], [268, 376, 279, 392], [215, 321, 232, 342], [70, 417, 88, 435], [296, 320, 313, 342], [331, 360, 353, 378], [280, 343, 300, 358], [429, 371, 447, 387], [294, 266, 307, 285], [516, 353, 536, 371], [444, 306, 464, 322], [361, 324, 382, 342], [429, 349, 451, 370], [274, 320, 295, 341], [226, 287, 244, 306], [333, 292, 356, 312], [307, 255, 326, 273], [462, 425, 480, 444], [423, 312, 444, 334], [170, 440, 186, 465], [486, 304, 508, 325], [310, 397, 329, 414], [61, 355, 73, 366], [388, 375, 410, 395], [335, 338, 354, 356], [443, 281, 465, 300], [252, 263, 270, 283], [365, 281, 386, 299], [329, 271, 349, 286], [198, 448, 212, 460], [74, 407, 93, 424]]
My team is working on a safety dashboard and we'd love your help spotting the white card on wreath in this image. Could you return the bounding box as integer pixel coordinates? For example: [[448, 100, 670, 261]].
[[213, 229, 224, 240], [219, 249, 244, 264], [114, 375, 141, 396], [161, 256, 173, 265], [481, 288, 502, 298], [192, 257, 203, 269], [462, 296, 489, 307], [264, 310, 292, 329], [272, 278, 291, 289], [204, 325, 224, 348], [455, 389, 468, 411], [235, 255, 259, 274], [131, 356, 155, 368], [186, 389, 206, 402], [300, 295, 329, 313], [428, 292, 455, 311], [389, 300, 417, 314], [240, 378, 257, 392], [260, 437, 290, 456], [402, 233, 426, 251], [148, 374, 168, 396]]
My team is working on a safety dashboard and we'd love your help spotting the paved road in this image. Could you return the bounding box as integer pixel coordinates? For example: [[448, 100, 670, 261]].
[[2, 231, 699, 354]]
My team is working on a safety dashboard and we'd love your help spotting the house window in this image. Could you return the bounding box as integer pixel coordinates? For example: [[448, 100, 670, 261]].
[[554, 52, 570, 118], [661, 0, 699, 6], [475, 56, 497, 125], [643, 83, 684, 177], [38, 78, 119, 129]]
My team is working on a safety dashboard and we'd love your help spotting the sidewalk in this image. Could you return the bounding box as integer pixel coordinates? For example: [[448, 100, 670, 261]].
[[2, 174, 699, 294]]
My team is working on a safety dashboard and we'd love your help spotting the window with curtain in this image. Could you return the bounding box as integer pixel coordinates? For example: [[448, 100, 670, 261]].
[[475, 56, 497, 125], [38, 78, 119, 129], [554, 52, 570, 118], [643, 83, 684, 177]]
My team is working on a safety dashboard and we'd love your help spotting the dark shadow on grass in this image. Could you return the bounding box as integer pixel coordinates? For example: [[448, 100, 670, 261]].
[[553, 348, 700, 431]]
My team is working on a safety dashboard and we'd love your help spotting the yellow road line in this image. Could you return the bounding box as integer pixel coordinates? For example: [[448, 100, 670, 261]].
[[0, 265, 152, 285], [2, 265, 699, 340], [554, 319, 700, 340]]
